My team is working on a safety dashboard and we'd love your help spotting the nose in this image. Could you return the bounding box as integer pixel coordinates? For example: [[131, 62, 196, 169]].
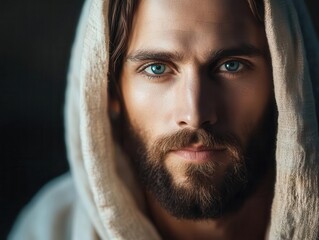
[[174, 69, 218, 129]]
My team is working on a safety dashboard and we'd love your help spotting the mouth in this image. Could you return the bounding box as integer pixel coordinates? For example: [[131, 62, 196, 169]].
[[170, 145, 226, 164]]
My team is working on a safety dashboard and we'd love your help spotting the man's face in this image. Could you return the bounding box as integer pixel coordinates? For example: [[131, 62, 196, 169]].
[[118, 0, 275, 219]]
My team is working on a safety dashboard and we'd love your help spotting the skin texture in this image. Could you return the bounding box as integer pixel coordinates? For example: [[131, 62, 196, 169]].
[[115, 0, 275, 239]]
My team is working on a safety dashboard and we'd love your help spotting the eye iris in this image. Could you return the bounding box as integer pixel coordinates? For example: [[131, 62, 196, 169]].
[[225, 61, 240, 71], [151, 64, 165, 74]]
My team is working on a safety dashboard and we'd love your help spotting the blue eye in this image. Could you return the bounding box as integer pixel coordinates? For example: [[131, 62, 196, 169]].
[[220, 61, 243, 72], [145, 64, 166, 75]]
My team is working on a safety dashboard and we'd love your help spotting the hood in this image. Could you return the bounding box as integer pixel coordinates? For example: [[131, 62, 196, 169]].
[[64, 0, 319, 239]]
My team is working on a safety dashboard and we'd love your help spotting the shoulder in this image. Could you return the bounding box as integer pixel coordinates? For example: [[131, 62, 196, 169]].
[[8, 173, 76, 240]]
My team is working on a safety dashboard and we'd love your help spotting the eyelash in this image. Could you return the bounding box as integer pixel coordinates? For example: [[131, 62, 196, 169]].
[[216, 59, 252, 75], [138, 59, 252, 80], [138, 62, 174, 80]]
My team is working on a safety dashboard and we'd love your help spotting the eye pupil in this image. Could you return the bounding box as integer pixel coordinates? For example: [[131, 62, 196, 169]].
[[151, 64, 165, 74], [225, 61, 240, 71]]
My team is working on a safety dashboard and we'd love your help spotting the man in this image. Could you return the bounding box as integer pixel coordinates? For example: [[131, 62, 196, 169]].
[[10, 0, 319, 239]]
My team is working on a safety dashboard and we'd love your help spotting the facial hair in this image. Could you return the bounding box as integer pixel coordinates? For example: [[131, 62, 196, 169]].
[[119, 99, 277, 220], [122, 122, 274, 220]]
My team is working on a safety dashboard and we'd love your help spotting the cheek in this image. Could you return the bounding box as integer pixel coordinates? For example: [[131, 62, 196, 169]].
[[120, 73, 171, 139], [224, 69, 272, 143], [121, 81, 150, 124]]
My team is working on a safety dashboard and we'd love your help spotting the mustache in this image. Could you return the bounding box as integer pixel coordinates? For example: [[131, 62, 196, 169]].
[[147, 127, 244, 161]]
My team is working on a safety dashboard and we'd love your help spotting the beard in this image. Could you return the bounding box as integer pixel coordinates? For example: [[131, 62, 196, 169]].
[[120, 104, 276, 220]]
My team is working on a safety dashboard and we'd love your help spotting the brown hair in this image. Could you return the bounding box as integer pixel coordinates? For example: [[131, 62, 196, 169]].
[[108, 0, 138, 87], [108, 0, 264, 86]]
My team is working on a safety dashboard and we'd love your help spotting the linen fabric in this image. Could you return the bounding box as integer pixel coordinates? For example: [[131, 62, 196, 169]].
[[9, 0, 319, 239]]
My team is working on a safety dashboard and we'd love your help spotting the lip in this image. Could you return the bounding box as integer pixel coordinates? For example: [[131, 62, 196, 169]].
[[170, 146, 226, 164]]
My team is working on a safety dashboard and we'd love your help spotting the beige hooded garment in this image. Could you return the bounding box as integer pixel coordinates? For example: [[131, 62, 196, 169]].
[[9, 0, 319, 239]]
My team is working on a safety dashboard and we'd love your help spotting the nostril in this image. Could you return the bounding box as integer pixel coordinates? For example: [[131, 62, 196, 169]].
[[177, 119, 216, 129], [201, 120, 212, 126], [178, 121, 188, 127], [175, 105, 218, 129]]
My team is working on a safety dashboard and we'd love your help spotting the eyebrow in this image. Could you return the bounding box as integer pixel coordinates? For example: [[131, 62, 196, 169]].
[[125, 43, 265, 63], [209, 44, 265, 61], [126, 50, 184, 62]]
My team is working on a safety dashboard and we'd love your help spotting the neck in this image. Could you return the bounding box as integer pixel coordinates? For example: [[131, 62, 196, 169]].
[[145, 169, 274, 240]]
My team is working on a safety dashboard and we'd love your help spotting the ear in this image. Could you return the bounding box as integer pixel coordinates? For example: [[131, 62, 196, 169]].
[[109, 97, 121, 120], [108, 80, 121, 120]]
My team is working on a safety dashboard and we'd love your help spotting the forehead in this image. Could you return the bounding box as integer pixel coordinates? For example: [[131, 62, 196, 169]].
[[127, 0, 266, 59], [135, 0, 253, 24]]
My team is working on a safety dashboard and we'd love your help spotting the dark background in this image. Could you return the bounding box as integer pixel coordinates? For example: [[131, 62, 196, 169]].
[[0, 0, 83, 238], [0, 1, 318, 239]]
